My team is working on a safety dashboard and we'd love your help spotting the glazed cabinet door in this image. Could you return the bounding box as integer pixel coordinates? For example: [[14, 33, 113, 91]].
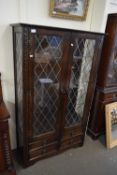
[[28, 27, 70, 162], [97, 16, 117, 88], [60, 32, 103, 150]]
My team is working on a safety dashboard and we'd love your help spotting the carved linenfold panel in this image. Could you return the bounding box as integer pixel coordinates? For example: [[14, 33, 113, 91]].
[[0, 115, 15, 174], [33, 35, 63, 136], [3, 132, 12, 170], [65, 39, 96, 127], [0, 133, 5, 171]]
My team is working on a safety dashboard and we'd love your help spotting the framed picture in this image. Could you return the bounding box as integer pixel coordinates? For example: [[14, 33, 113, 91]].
[[49, 0, 90, 21], [105, 102, 117, 148]]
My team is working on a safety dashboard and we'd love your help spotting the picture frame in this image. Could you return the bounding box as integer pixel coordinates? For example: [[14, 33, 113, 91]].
[[105, 102, 117, 148], [49, 0, 90, 21]]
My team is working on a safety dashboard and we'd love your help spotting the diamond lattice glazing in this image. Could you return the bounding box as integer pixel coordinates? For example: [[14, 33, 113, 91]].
[[65, 39, 96, 127], [33, 35, 63, 135]]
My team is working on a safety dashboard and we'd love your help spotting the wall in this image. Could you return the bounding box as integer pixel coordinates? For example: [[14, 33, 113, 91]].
[[90, 0, 107, 32], [0, 0, 20, 148], [19, 0, 94, 30], [100, 0, 117, 32], [19, 0, 107, 32], [0, 0, 116, 149]]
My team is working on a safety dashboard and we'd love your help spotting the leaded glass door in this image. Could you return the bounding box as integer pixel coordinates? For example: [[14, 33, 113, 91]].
[[65, 37, 96, 126], [61, 33, 100, 145], [28, 28, 70, 142]]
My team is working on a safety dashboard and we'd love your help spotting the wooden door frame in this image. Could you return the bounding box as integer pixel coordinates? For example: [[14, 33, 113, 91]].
[[27, 26, 71, 143]]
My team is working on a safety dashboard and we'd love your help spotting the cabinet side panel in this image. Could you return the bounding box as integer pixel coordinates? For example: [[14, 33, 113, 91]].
[[13, 27, 24, 149]]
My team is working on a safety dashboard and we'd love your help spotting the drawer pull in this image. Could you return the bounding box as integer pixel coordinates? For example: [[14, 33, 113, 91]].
[[69, 138, 74, 145], [43, 140, 47, 146], [113, 94, 117, 100], [42, 148, 47, 155], [70, 132, 73, 137]]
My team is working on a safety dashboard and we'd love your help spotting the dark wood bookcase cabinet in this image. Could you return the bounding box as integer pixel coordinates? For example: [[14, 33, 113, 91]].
[[12, 23, 104, 166], [88, 13, 117, 139], [0, 73, 16, 175]]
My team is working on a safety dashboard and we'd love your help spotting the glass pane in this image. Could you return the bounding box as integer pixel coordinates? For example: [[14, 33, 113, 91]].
[[65, 38, 96, 127], [107, 47, 117, 86], [111, 108, 117, 140], [33, 35, 63, 136]]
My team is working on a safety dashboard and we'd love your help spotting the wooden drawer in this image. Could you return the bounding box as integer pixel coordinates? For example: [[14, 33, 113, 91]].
[[29, 136, 57, 150], [29, 142, 57, 161], [97, 90, 117, 101], [60, 135, 83, 151], [62, 127, 82, 141], [104, 92, 117, 101]]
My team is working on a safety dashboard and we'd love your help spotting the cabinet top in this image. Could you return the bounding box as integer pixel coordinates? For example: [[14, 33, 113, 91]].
[[108, 13, 117, 21], [108, 13, 117, 17], [11, 23, 105, 36]]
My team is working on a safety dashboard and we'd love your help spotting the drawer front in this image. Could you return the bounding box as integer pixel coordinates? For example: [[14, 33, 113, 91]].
[[60, 135, 83, 151], [29, 136, 57, 150], [62, 127, 82, 141], [28, 131, 83, 161], [29, 142, 57, 161], [96, 89, 117, 101], [104, 92, 117, 101]]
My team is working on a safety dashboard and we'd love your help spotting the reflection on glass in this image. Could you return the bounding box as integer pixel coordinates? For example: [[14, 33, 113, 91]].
[[16, 33, 23, 146], [111, 108, 117, 140], [107, 48, 117, 84], [33, 35, 62, 136], [65, 38, 96, 127]]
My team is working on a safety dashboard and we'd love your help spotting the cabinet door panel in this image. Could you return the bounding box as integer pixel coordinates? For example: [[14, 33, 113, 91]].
[[106, 43, 117, 87], [65, 37, 96, 128], [33, 34, 62, 136], [97, 18, 117, 88], [28, 28, 70, 139]]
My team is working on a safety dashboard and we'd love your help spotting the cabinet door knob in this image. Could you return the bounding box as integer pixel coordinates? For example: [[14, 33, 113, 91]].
[[71, 43, 74, 47], [70, 132, 73, 137], [42, 148, 47, 155], [43, 140, 47, 146], [113, 94, 117, 100], [29, 54, 34, 58]]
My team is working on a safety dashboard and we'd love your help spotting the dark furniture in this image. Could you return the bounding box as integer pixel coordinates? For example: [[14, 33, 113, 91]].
[[0, 73, 16, 175], [12, 23, 104, 166], [88, 13, 117, 139]]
